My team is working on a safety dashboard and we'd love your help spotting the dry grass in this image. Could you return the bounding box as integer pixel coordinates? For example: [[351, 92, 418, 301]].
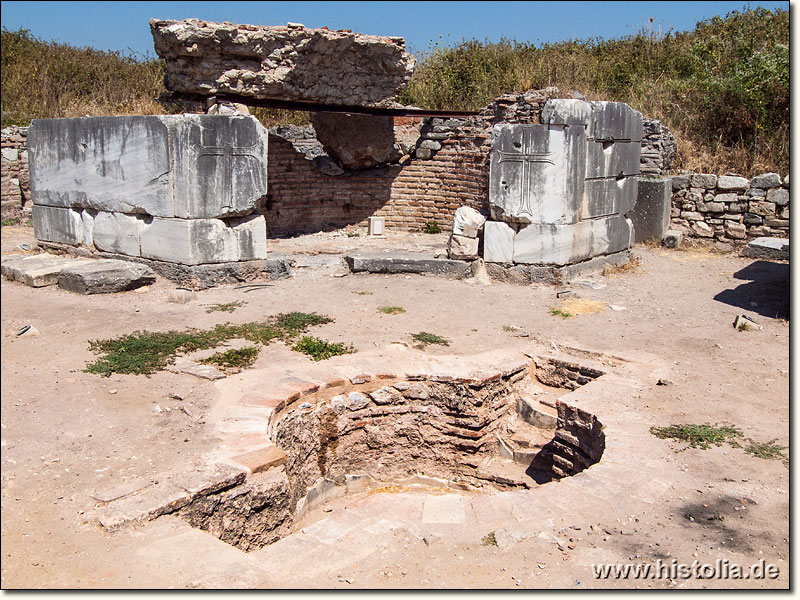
[[602, 256, 642, 277], [556, 298, 608, 317]]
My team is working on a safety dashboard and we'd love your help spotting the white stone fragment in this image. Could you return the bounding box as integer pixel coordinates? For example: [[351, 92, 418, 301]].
[[483, 221, 515, 263]]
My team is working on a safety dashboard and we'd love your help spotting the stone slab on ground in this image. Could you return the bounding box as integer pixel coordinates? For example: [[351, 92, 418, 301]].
[[344, 252, 470, 278], [151, 19, 415, 108], [1, 253, 88, 287], [36, 241, 294, 289], [740, 237, 789, 261], [57, 259, 156, 294]]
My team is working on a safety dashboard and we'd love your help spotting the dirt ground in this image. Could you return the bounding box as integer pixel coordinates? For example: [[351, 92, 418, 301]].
[[0, 225, 790, 589]]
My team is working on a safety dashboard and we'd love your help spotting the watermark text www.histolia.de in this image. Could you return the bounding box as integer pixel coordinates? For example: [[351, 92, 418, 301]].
[[593, 558, 780, 581]]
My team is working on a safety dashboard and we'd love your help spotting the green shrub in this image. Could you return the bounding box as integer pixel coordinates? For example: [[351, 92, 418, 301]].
[[292, 336, 356, 361]]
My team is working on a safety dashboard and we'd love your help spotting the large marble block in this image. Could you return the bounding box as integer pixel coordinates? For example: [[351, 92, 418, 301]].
[[582, 177, 638, 219], [29, 116, 173, 216], [541, 99, 593, 126], [29, 115, 268, 220], [173, 116, 269, 219], [483, 221, 516, 263], [140, 216, 267, 265], [630, 178, 671, 243], [585, 140, 641, 179], [590, 101, 644, 141], [489, 123, 586, 224], [32, 205, 84, 245], [92, 212, 144, 256], [513, 216, 633, 266]]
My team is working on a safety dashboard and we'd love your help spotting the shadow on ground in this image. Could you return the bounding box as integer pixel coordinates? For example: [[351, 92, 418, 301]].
[[713, 261, 789, 320]]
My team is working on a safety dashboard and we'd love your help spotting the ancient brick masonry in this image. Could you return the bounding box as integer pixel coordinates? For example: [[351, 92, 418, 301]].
[[670, 172, 789, 241], [264, 90, 554, 236], [1, 126, 30, 221]]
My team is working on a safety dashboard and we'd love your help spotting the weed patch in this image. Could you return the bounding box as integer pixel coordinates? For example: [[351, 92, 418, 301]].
[[1, 218, 20, 227], [199, 346, 259, 372], [292, 336, 355, 361], [422, 221, 442, 234], [549, 308, 573, 319], [481, 532, 498, 547], [650, 423, 743, 450], [744, 439, 787, 465], [85, 312, 332, 376], [412, 332, 450, 346], [378, 306, 406, 315], [204, 301, 247, 314]]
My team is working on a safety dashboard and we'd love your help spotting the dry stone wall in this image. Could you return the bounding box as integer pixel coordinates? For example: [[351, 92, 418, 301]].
[[1, 126, 30, 221], [670, 172, 789, 242]]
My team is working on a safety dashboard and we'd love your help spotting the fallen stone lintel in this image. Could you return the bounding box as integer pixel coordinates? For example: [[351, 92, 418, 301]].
[[484, 250, 633, 285], [740, 237, 789, 261], [345, 252, 470, 278], [37, 241, 294, 289]]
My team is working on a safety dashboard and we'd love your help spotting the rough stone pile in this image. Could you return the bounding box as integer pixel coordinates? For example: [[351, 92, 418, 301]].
[[151, 19, 415, 108], [671, 172, 789, 241], [447, 206, 486, 260], [1, 126, 30, 220]]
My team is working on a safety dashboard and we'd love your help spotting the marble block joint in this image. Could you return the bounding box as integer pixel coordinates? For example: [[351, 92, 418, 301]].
[[28, 114, 269, 265], [486, 99, 642, 267]]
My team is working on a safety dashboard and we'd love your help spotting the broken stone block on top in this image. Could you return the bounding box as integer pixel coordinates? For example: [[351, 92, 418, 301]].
[[448, 234, 479, 260], [452, 206, 486, 238]]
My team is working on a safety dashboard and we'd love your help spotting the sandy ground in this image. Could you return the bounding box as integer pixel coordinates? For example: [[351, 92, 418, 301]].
[[0, 225, 790, 589]]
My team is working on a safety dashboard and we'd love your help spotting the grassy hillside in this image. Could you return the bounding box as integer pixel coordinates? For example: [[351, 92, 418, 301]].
[[1, 7, 788, 175], [401, 7, 788, 175]]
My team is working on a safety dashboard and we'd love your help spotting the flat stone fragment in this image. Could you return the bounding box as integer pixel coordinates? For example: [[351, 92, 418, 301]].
[[344, 252, 470, 277], [630, 178, 671, 243], [95, 483, 191, 531], [231, 445, 287, 474], [171, 356, 226, 380], [57, 259, 156, 294], [90, 480, 154, 503], [740, 237, 789, 261], [151, 19, 415, 108], [175, 464, 247, 497], [1, 253, 90, 287]]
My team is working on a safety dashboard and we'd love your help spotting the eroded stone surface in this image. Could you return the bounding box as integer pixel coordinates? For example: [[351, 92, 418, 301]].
[[151, 19, 415, 108], [57, 259, 156, 294], [630, 178, 671, 243]]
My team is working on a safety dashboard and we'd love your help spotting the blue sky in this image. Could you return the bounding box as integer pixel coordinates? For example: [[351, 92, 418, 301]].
[[0, 1, 790, 58]]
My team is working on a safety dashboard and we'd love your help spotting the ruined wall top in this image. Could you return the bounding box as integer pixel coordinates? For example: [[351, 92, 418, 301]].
[[151, 19, 416, 108]]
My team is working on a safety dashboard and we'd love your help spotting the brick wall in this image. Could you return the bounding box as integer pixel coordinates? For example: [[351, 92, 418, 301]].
[[1, 126, 30, 221], [263, 89, 551, 237]]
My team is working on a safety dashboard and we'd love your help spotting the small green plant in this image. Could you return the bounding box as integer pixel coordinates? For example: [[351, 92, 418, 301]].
[[744, 439, 787, 463], [379, 306, 406, 315], [481, 531, 498, 547], [199, 346, 259, 371], [650, 423, 743, 450], [292, 336, 356, 361], [422, 221, 442, 234], [549, 308, 573, 319], [412, 331, 450, 346], [85, 312, 332, 376], [1, 218, 20, 226], [204, 300, 247, 314]]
